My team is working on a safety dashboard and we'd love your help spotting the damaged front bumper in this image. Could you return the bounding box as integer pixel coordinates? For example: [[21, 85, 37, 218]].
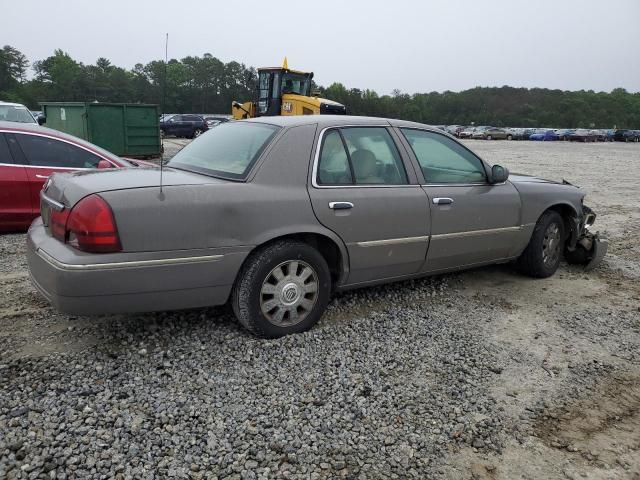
[[567, 205, 608, 270]]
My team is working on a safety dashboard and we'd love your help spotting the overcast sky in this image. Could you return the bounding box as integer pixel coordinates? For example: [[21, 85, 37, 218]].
[[4, 0, 639, 94]]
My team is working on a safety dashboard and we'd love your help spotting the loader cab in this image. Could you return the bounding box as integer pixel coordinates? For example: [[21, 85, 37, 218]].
[[257, 67, 313, 116]]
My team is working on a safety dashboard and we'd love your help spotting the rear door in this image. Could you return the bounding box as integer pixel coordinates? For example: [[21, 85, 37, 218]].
[[397, 128, 521, 273], [307, 126, 430, 285], [12, 132, 107, 214], [0, 133, 32, 230]]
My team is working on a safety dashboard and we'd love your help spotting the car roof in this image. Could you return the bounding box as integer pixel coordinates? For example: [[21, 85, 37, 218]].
[[241, 115, 446, 134], [0, 101, 29, 107], [0, 120, 123, 163]]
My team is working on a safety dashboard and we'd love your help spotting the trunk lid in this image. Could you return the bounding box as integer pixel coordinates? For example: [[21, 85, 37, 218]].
[[43, 166, 226, 208]]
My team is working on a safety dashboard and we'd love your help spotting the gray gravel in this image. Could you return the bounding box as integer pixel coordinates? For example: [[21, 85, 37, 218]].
[[0, 248, 508, 479]]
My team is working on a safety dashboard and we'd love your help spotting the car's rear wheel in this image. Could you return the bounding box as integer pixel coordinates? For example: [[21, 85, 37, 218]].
[[232, 240, 331, 338], [507, 134, 513, 140], [193, 128, 203, 138], [517, 210, 565, 278]]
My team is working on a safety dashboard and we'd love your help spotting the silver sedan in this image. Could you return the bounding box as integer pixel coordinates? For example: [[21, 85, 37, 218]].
[[28, 116, 607, 338]]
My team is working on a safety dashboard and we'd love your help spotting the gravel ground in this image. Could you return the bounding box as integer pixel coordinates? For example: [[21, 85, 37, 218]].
[[1, 140, 639, 479]]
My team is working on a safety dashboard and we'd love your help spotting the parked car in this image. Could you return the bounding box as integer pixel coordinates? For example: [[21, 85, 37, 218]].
[[445, 125, 464, 136], [589, 129, 607, 142], [505, 128, 525, 140], [613, 129, 640, 142], [160, 114, 209, 138], [458, 126, 477, 139], [603, 129, 616, 142], [203, 116, 231, 128], [28, 116, 607, 338], [470, 126, 490, 139], [555, 129, 575, 141], [0, 101, 39, 125], [529, 129, 559, 141], [0, 121, 148, 232], [476, 127, 509, 140], [569, 129, 598, 142]]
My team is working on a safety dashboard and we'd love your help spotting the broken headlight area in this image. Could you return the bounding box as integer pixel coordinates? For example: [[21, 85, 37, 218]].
[[565, 204, 608, 270]]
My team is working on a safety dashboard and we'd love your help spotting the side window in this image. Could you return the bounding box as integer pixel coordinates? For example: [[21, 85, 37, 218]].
[[341, 127, 408, 185], [15, 134, 104, 169], [401, 129, 486, 184], [317, 127, 408, 186], [317, 130, 352, 185], [0, 134, 14, 164]]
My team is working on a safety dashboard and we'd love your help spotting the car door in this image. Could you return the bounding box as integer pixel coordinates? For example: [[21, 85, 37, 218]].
[[0, 133, 33, 230], [165, 115, 181, 136], [307, 126, 430, 285], [397, 128, 522, 273], [179, 115, 194, 136], [11, 132, 107, 215]]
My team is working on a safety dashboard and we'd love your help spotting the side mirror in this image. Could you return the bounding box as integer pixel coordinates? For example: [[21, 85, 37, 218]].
[[490, 164, 509, 184], [37, 116, 46, 125], [97, 159, 113, 169]]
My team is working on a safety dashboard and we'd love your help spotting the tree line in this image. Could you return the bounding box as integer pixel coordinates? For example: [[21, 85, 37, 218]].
[[1, 45, 639, 128]]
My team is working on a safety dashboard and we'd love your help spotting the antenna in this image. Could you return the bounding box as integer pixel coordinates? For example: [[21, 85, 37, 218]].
[[159, 32, 168, 198]]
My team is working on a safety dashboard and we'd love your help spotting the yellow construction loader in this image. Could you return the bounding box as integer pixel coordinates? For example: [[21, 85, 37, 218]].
[[232, 58, 346, 119]]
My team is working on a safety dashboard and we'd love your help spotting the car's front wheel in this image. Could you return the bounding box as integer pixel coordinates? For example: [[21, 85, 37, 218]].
[[232, 240, 331, 338], [517, 210, 565, 278]]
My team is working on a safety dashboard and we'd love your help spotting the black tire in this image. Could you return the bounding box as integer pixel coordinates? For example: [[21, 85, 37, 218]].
[[192, 128, 203, 139], [507, 134, 513, 140], [231, 240, 331, 338], [486, 135, 492, 140], [516, 210, 565, 278]]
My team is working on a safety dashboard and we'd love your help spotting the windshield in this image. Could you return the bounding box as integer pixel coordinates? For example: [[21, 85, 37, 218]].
[[281, 73, 311, 96], [167, 121, 280, 179], [0, 105, 36, 124]]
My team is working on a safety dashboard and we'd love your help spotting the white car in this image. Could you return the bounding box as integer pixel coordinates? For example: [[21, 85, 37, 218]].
[[0, 101, 39, 125]]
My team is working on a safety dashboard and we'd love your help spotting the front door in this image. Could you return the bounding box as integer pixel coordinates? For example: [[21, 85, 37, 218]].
[[397, 128, 521, 273], [308, 126, 430, 285]]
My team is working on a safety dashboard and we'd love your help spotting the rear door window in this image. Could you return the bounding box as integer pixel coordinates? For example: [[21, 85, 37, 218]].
[[0, 134, 14, 164], [15, 133, 104, 168], [317, 130, 352, 185], [317, 127, 408, 186]]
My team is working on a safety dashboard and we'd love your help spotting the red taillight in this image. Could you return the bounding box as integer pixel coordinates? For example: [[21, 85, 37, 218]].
[[50, 208, 69, 243], [57, 194, 122, 253]]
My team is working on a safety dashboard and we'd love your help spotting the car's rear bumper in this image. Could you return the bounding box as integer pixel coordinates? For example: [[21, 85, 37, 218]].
[[27, 219, 250, 315]]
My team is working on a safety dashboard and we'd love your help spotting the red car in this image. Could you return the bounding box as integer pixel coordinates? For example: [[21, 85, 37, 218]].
[[0, 121, 151, 232]]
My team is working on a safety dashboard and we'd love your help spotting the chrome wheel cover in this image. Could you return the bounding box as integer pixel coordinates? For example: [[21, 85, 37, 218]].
[[542, 223, 561, 267], [260, 260, 318, 326]]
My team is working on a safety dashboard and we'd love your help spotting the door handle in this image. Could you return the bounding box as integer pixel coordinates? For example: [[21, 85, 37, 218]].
[[329, 201, 354, 210], [35, 174, 50, 179], [433, 197, 454, 205]]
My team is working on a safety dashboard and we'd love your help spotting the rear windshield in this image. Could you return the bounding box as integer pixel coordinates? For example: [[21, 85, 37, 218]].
[[168, 122, 280, 179], [0, 105, 36, 124]]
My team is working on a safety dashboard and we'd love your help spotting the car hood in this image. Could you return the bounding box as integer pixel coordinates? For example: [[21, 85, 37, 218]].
[[508, 173, 562, 185], [44, 166, 226, 207]]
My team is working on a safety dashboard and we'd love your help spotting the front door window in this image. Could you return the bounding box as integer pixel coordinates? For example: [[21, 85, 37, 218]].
[[401, 129, 486, 184]]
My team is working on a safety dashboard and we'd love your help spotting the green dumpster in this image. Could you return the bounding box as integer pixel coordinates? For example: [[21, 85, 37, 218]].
[[40, 102, 161, 158]]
